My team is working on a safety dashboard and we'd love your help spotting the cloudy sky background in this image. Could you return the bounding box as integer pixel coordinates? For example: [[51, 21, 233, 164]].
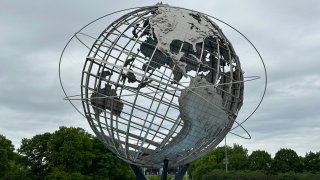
[[1, 0, 319, 157]]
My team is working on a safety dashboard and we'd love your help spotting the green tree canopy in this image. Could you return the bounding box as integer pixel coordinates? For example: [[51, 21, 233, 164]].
[[48, 127, 94, 174], [16, 127, 134, 179], [0, 134, 15, 176], [89, 137, 134, 179], [0, 134, 29, 179], [188, 148, 221, 179], [189, 144, 249, 179], [213, 146, 230, 168], [248, 150, 272, 171], [271, 148, 302, 173], [4, 129, 320, 179], [304, 151, 320, 173], [18, 132, 51, 179], [48, 127, 134, 179], [227, 144, 249, 170]]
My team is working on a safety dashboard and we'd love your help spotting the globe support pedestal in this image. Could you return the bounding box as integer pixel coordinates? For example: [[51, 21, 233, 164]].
[[161, 159, 169, 180], [174, 164, 188, 180], [130, 164, 147, 180]]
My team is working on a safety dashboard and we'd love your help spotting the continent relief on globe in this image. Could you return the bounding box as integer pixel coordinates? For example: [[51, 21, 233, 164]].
[[133, 7, 242, 163]]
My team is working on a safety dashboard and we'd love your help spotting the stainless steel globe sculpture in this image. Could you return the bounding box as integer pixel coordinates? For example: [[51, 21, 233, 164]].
[[62, 5, 249, 168]]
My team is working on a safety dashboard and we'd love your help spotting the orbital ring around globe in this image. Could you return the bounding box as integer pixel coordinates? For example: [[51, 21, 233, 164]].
[[59, 5, 267, 167]]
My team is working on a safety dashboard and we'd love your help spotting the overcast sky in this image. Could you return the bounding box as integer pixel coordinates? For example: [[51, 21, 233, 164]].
[[1, 0, 319, 157]]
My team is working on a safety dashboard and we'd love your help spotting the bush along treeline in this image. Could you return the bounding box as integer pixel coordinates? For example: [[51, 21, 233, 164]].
[[0, 127, 134, 180], [188, 144, 320, 180], [1, 128, 320, 179]]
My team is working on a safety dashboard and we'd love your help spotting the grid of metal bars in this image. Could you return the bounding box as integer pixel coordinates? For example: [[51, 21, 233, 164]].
[[80, 6, 243, 167]]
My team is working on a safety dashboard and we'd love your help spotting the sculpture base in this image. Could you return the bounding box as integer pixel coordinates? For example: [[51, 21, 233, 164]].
[[130, 160, 188, 180]]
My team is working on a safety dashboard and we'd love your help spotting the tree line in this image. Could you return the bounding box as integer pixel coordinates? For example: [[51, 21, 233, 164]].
[[1, 127, 320, 179], [188, 144, 320, 179], [0, 127, 134, 179]]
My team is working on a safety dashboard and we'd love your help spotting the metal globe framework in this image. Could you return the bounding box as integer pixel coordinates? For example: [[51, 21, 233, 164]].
[[59, 4, 267, 169]]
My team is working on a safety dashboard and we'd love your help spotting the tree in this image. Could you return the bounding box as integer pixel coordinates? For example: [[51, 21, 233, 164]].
[[228, 144, 249, 170], [188, 148, 221, 179], [271, 148, 302, 173], [248, 150, 272, 171], [304, 151, 320, 173], [7, 153, 30, 180], [47, 126, 134, 179], [48, 127, 94, 174], [46, 167, 92, 180], [0, 134, 15, 176], [214, 146, 231, 169], [189, 144, 248, 179], [0, 134, 29, 179], [18, 132, 52, 179], [89, 137, 134, 179], [17, 127, 134, 179]]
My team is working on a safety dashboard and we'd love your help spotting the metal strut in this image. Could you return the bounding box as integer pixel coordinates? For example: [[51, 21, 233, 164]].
[[161, 159, 169, 180], [174, 164, 188, 180], [130, 164, 147, 180]]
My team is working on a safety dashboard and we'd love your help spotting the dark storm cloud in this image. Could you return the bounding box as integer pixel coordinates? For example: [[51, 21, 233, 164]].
[[0, 0, 319, 156]]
